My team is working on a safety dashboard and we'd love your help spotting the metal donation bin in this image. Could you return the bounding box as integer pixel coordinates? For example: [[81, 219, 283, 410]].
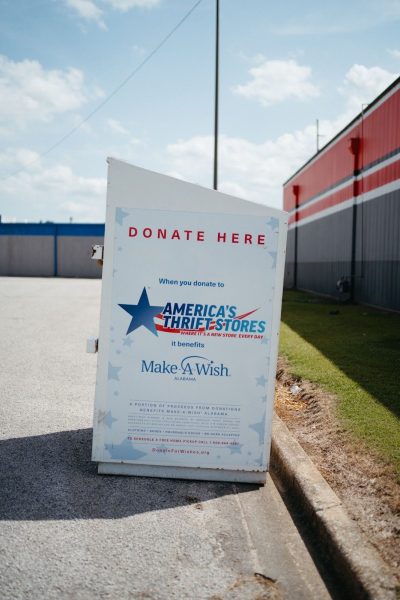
[[92, 158, 287, 483]]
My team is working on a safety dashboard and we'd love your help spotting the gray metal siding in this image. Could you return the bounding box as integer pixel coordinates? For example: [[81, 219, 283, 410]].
[[296, 207, 353, 298], [286, 190, 400, 311], [354, 190, 400, 310], [284, 230, 295, 288], [57, 236, 104, 278], [0, 236, 54, 276], [0, 227, 105, 278]]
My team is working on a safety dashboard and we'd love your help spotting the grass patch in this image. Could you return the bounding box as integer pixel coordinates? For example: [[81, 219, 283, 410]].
[[279, 290, 400, 475]]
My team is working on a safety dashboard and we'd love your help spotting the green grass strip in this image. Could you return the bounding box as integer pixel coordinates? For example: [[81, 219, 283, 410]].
[[279, 290, 400, 476]]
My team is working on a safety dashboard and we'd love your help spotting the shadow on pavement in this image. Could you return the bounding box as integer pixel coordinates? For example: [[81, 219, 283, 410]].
[[0, 428, 257, 520]]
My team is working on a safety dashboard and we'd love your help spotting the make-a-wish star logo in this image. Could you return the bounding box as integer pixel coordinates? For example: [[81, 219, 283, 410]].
[[119, 287, 164, 336]]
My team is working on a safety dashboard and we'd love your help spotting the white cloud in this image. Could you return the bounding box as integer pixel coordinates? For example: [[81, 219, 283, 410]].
[[218, 180, 257, 201], [233, 58, 320, 106], [65, 0, 107, 29], [64, 0, 159, 29], [166, 63, 398, 209], [166, 129, 316, 209], [0, 147, 42, 172], [0, 55, 99, 130], [103, 0, 161, 11], [1, 62, 396, 220], [107, 118, 130, 135], [340, 64, 398, 114], [71, 113, 94, 134], [132, 44, 146, 56], [388, 48, 400, 59], [0, 148, 106, 221]]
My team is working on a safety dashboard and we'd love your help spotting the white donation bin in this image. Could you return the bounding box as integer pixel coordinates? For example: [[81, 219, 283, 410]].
[[92, 158, 288, 483]]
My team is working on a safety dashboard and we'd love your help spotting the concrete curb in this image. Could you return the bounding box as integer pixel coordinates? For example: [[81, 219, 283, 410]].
[[270, 415, 398, 600]]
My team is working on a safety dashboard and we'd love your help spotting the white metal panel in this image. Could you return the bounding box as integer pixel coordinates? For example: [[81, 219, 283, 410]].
[[92, 158, 287, 482]]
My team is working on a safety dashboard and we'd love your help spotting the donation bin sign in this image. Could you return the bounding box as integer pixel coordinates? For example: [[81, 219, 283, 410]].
[[92, 158, 287, 483]]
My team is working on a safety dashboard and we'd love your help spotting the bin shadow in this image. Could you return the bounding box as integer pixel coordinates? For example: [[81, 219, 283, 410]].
[[0, 428, 257, 521]]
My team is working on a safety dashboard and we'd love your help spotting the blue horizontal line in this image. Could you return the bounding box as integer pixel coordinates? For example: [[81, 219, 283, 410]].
[[0, 223, 105, 236]]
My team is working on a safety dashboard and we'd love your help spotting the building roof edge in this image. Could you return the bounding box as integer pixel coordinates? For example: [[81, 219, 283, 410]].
[[283, 74, 400, 187]]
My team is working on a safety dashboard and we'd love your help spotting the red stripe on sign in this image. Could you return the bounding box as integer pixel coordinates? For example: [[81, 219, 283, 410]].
[[154, 308, 261, 333]]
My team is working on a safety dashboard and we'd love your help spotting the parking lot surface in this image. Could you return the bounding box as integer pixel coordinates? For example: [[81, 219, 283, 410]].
[[0, 278, 330, 599]]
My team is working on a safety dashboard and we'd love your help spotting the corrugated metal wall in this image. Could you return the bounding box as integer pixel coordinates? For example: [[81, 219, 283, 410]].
[[283, 77, 400, 312], [284, 229, 295, 289], [0, 235, 55, 276], [296, 207, 353, 298], [0, 223, 105, 278], [354, 191, 400, 309]]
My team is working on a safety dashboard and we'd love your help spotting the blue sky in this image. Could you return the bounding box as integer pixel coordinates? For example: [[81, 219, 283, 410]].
[[0, 0, 399, 222]]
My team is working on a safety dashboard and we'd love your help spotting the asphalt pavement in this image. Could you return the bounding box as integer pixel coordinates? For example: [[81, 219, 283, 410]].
[[0, 277, 331, 599]]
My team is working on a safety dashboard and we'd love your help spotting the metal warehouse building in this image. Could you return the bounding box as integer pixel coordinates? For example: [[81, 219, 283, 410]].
[[0, 223, 104, 278], [283, 76, 400, 312]]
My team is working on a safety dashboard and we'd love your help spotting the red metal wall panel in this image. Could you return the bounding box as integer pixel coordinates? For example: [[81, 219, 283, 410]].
[[283, 127, 358, 211], [361, 159, 400, 194], [288, 183, 354, 225], [283, 82, 400, 218], [362, 89, 400, 167]]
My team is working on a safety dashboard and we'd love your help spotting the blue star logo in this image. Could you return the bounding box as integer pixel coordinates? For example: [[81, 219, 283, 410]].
[[115, 207, 129, 225], [256, 374, 267, 387], [104, 439, 147, 461], [119, 287, 164, 336], [228, 443, 243, 454], [267, 216, 279, 232], [98, 410, 118, 429], [249, 413, 266, 445], [253, 452, 265, 467], [108, 362, 121, 381]]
